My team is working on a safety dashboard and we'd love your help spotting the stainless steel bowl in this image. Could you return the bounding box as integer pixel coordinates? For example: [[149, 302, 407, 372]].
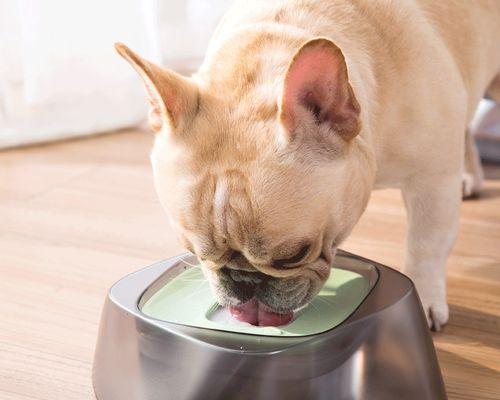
[[93, 250, 447, 400]]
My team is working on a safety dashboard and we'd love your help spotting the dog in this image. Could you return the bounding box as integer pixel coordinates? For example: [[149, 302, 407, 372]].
[[116, 0, 500, 330]]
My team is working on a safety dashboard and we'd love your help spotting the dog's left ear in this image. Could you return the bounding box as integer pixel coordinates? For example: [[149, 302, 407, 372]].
[[279, 38, 361, 142], [115, 43, 198, 134]]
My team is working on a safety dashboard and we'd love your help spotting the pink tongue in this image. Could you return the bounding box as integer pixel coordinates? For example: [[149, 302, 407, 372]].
[[258, 303, 294, 327], [228, 298, 258, 325], [229, 298, 293, 327]]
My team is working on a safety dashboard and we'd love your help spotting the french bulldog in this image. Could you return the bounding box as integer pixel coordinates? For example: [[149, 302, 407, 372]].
[[116, 0, 500, 330]]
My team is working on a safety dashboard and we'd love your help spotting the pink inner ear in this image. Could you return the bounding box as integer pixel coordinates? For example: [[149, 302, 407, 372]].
[[282, 47, 341, 131], [286, 49, 340, 104], [280, 41, 361, 141]]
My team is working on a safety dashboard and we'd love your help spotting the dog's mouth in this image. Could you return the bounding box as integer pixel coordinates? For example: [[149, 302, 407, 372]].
[[214, 266, 313, 326], [228, 297, 294, 326]]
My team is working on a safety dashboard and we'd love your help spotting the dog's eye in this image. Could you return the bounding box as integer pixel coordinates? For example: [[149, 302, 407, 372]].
[[273, 244, 310, 269]]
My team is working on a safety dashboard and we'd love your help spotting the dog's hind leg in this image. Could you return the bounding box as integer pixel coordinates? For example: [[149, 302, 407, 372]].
[[462, 128, 484, 198], [463, 73, 500, 198], [486, 73, 500, 102]]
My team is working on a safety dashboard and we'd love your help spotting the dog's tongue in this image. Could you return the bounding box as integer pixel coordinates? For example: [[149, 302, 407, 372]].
[[228, 298, 259, 325], [257, 303, 294, 327], [228, 298, 293, 327]]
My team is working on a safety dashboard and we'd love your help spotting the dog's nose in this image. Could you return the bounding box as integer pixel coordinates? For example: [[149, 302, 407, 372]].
[[221, 267, 269, 285], [224, 250, 272, 283], [233, 270, 269, 284], [226, 250, 257, 272], [229, 250, 242, 262]]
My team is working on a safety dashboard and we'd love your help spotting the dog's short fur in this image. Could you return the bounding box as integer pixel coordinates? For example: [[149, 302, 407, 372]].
[[117, 0, 500, 330]]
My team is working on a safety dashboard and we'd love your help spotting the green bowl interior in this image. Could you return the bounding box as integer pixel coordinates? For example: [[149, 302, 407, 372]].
[[140, 264, 372, 337]]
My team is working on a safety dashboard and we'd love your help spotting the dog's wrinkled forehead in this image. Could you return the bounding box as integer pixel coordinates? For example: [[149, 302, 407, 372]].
[[153, 131, 328, 264], [189, 168, 263, 260], [212, 170, 259, 247], [168, 169, 277, 258]]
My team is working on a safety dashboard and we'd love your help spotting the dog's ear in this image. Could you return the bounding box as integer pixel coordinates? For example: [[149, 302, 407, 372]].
[[279, 38, 360, 142], [115, 43, 198, 133]]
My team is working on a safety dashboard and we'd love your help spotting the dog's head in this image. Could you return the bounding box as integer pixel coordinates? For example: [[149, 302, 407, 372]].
[[116, 37, 374, 314]]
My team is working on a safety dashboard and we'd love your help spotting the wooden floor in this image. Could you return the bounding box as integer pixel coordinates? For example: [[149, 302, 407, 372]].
[[1, 129, 499, 400]]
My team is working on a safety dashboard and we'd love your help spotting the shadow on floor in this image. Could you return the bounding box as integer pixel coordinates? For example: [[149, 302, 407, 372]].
[[484, 162, 500, 180], [437, 348, 500, 400], [445, 304, 500, 350], [475, 186, 500, 200]]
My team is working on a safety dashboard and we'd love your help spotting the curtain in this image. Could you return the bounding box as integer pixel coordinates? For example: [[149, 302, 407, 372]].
[[0, 0, 232, 148], [159, 0, 233, 72]]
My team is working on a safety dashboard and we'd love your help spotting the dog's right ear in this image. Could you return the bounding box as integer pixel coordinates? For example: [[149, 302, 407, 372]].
[[279, 38, 360, 142], [115, 43, 198, 133]]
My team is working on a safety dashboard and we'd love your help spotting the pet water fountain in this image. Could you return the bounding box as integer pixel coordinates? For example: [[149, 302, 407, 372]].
[[93, 250, 447, 400]]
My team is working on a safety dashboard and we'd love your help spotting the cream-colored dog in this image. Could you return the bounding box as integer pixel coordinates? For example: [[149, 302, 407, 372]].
[[117, 0, 500, 330]]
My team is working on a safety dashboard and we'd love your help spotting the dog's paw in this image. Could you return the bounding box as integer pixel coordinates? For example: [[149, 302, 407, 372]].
[[406, 273, 449, 331], [417, 288, 449, 331], [462, 172, 482, 199], [421, 296, 449, 331]]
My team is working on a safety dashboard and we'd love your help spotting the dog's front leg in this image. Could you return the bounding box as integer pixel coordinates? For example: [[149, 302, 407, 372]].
[[401, 174, 462, 331]]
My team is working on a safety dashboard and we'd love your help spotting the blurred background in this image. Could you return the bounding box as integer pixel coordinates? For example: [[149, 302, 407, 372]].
[[0, 0, 499, 158], [0, 0, 232, 148]]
